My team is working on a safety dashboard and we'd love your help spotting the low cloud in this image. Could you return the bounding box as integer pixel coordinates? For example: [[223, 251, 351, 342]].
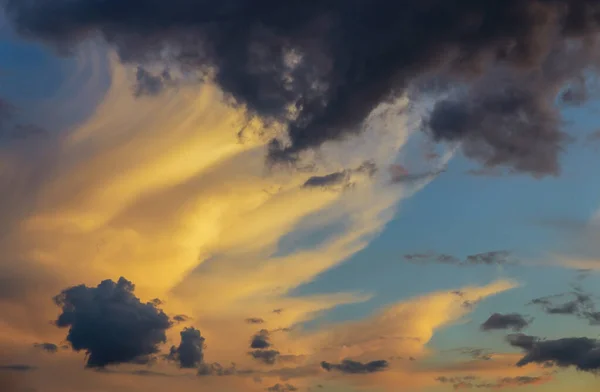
[[53, 277, 172, 368], [320, 359, 389, 374], [480, 313, 530, 332], [436, 375, 550, 389], [32, 343, 59, 354], [404, 251, 515, 266], [508, 334, 600, 373], [250, 350, 280, 365], [168, 327, 206, 369], [529, 290, 600, 325], [245, 318, 265, 325], [267, 383, 298, 392], [250, 330, 272, 349]]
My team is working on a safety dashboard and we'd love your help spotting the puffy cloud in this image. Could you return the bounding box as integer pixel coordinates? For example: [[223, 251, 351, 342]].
[[480, 313, 530, 332], [53, 277, 172, 368], [168, 327, 205, 369]]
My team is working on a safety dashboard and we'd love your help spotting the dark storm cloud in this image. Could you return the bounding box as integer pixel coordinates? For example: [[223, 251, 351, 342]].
[[5, 0, 600, 175], [404, 250, 515, 266], [250, 349, 280, 365], [32, 342, 59, 354], [508, 334, 600, 372], [168, 327, 205, 369], [320, 359, 389, 374], [53, 277, 172, 368], [480, 313, 530, 332], [250, 329, 271, 349]]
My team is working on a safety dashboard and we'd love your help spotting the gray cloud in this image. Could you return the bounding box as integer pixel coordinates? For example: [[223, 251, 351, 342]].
[[250, 329, 272, 349], [404, 250, 515, 266], [436, 375, 547, 389], [267, 383, 298, 392], [508, 334, 600, 372], [529, 290, 600, 325], [0, 365, 37, 372], [302, 161, 377, 191], [245, 318, 265, 325], [5, 1, 600, 175], [197, 362, 240, 376], [320, 359, 388, 374], [168, 327, 205, 369], [172, 314, 190, 323], [250, 349, 280, 365], [53, 277, 172, 368], [32, 342, 59, 354], [480, 313, 530, 332]]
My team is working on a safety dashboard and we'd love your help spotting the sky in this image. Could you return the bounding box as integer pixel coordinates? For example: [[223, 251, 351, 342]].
[[2, 2, 600, 392]]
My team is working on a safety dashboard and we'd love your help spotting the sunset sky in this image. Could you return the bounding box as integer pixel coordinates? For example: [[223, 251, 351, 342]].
[[2, 2, 600, 392]]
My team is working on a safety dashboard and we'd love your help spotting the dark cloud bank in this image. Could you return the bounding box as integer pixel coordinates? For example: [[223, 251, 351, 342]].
[[5, 1, 600, 175]]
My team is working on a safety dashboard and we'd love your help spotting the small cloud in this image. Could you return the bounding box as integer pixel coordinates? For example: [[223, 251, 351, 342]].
[[480, 313, 530, 332], [320, 359, 389, 374], [0, 365, 37, 372], [245, 318, 265, 325], [267, 383, 298, 392], [172, 314, 190, 323], [250, 330, 271, 349], [33, 343, 59, 354], [249, 350, 280, 365], [168, 327, 206, 369]]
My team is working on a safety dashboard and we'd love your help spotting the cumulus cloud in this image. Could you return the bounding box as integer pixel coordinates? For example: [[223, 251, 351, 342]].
[[480, 313, 530, 332], [320, 359, 389, 374], [168, 327, 205, 369], [53, 277, 172, 368], [5, 0, 600, 174]]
